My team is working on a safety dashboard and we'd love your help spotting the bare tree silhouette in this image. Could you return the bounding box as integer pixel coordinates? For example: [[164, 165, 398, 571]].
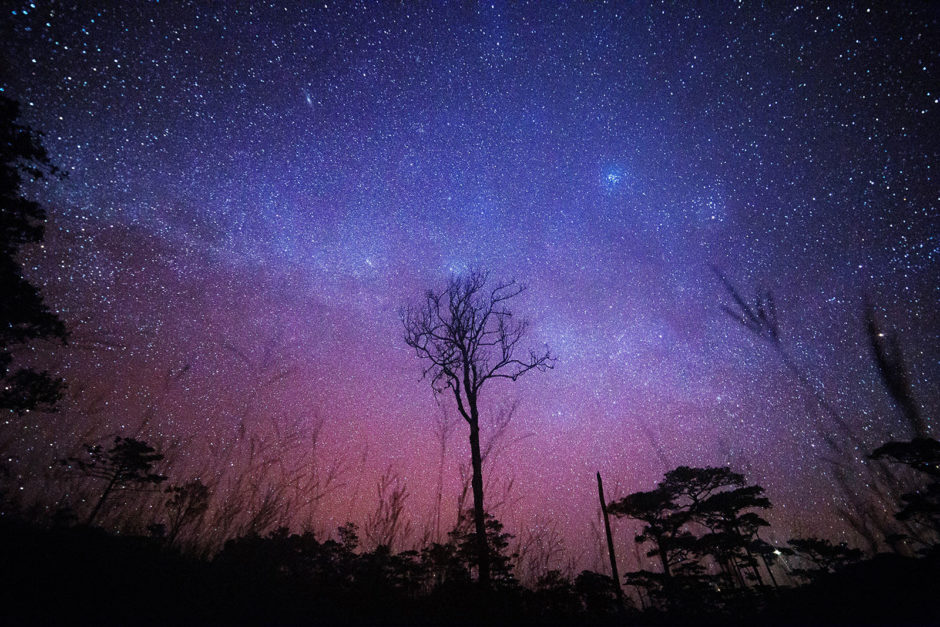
[[402, 269, 554, 587]]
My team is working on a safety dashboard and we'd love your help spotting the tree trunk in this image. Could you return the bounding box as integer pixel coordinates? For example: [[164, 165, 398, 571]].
[[87, 475, 117, 526], [467, 417, 490, 588], [743, 547, 765, 586], [759, 552, 780, 589], [654, 533, 672, 579], [654, 533, 675, 602], [597, 472, 623, 601], [733, 523, 764, 586]]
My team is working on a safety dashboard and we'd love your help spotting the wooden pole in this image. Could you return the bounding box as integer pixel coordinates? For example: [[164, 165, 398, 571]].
[[597, 471, 623, 601]]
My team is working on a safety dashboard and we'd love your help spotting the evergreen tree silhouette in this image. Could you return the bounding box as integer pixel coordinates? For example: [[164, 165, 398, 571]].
[[0, 96, 67, 416], [449, 509, 518, 588], [786, 537, 863, 582], [609, 466, 772, 605]]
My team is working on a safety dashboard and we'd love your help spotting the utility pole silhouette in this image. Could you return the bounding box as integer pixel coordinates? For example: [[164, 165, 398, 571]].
[[597, 472, 623, 602]]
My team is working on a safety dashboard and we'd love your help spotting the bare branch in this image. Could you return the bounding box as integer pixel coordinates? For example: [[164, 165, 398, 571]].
[[402, 269, 556, 411]]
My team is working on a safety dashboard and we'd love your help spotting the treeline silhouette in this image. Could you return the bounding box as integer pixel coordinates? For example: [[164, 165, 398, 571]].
[[1, 441, 937, 626]]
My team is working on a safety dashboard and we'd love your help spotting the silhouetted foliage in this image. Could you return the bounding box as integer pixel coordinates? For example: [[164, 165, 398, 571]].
[[448, 509, 519, 589], [0, 96, 67, 416], [608, 485, 694, 582], [574, 569, 623, 615], [520, 570, 578, 622], [714, 269, 781, 345], [716, 272, 920, 555], [609, 466, 772, 609], [695, 484, 772, 587], [787, 536, 864, 582], [402, 269, 554, 587], [421, 538, 471, 590], [61, 437, 167, 525], [1, 506, 938, 626], [864, 307, 939, 548], [871, 438, 940, 480], [870, 438, 940, 545]]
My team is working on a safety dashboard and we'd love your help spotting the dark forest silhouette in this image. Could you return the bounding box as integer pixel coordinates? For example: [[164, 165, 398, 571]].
[[0, 99, 938, 625]]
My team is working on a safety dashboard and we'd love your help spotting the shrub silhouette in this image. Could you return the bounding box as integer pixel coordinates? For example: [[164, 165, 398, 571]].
[[870, 438, 940, 547]]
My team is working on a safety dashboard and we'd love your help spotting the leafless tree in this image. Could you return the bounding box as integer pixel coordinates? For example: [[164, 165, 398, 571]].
[[401, 269, 554, 587]]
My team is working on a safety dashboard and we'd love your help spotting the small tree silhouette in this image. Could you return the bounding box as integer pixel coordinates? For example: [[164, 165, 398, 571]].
[[62, 437, 167, 525], [787, 537, 863, 582], [449, 509, 518, 588], [870, 438, 940, 543]]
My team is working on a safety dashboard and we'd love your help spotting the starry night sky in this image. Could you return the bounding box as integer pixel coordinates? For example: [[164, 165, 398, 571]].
[[2, 2, 937, 566]]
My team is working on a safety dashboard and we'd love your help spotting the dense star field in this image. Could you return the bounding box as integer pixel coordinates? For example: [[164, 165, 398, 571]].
[[2, 2, 937, 570]]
